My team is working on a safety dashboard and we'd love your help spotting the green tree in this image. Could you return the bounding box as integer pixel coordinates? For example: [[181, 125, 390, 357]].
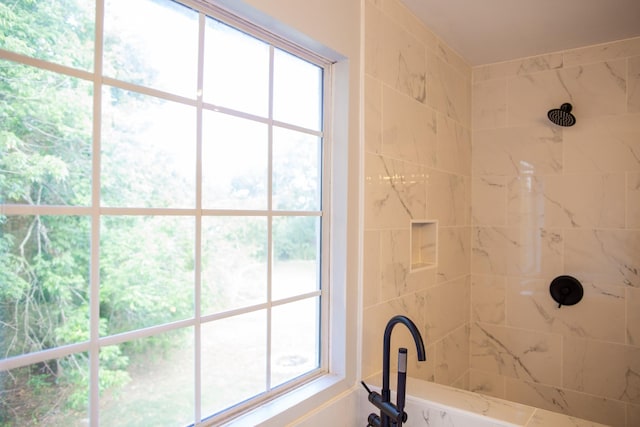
[[1, 1, 322, 424], [0, 0, 192, 424]]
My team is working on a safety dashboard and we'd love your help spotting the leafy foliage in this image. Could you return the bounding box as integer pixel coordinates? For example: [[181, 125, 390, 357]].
[[1, 0, 320, 424], [0, 0, 173, 422]]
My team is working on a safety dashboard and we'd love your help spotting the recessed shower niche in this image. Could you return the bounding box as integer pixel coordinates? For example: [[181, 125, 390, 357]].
[[410, 220, 437, 272]]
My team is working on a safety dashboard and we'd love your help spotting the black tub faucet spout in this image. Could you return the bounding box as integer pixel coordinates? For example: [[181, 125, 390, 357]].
[[362, 315, 426, 427]]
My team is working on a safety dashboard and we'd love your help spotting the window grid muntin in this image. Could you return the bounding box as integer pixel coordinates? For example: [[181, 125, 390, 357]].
[[0, 0, 331, 424]]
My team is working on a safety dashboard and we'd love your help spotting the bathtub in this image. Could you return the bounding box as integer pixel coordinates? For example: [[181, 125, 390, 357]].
[[292, 375, 609, 427]]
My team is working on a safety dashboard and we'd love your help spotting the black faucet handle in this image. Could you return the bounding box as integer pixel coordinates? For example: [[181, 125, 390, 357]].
[[361, 380, 404, 422], [367, 413, 381, 427]]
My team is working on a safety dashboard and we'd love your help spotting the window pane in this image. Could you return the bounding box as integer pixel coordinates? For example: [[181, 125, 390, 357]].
[[271, 298, 320, 387], [272, 216, 320, 300], [0, 0, 94, 71], [273, 49, 323, 131], [101, 87, 196, 208], [201, 312, 266, 416], [103, 0, 198, 97], [273, 127, 321, 211], [99, 328, 194, 427], [203, 18, 269, 117], [100, 216, 194, 335], [0, 354, 89, 426], [0, 215, 90, 358], [1, 2, 329, 422], [202, 112, 268, 210], [0, 61, 93, 205], [201, 216, 267, 315]]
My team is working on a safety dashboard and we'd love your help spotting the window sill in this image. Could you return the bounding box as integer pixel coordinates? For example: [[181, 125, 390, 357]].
[[218, 374, 350, 426]]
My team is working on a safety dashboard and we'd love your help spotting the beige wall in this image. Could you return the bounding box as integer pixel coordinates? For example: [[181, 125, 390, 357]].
[[361, 0, 473, 388], [471, 37, 640, 427]]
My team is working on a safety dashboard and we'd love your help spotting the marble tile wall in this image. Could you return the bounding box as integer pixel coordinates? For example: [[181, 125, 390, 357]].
[[471, 36, 640, 427], [362, 0, 472, 390], [362, 2, 638, 426]]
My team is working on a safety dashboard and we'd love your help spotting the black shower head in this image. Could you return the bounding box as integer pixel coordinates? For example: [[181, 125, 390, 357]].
[[547, 103, 576, 127]]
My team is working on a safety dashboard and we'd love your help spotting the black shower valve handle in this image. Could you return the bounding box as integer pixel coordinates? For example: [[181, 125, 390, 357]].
[[556, 284, 571, 308], [550, 275, 583, 308]]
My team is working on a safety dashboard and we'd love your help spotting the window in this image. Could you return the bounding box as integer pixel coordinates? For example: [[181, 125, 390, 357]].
[[0, 0, 333, 425]]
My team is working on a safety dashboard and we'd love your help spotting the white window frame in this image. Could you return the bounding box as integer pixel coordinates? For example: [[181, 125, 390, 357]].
[[0, 0, 356, 425]]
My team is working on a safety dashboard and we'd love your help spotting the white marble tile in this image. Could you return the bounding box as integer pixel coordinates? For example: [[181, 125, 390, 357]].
[[364, 152, 427, 229], [403, 404, 510, 427], [362, 375, 537, 426], [413, 341, 437, 382], [506, 277, 626, 343], [436, 113, 471, 176], [506, 174, 626, 228], [472, 78, 507, 129], [472, 176, 507, 226], [434, 324, 469, 387], [564, 229, 640, 288], [472, 53, 564, 83], [469, 369, 506, 399], [382, 85, 437, 167], [472, 226, 563, 278], [564, 114, 640, 173], [563, 36, 640, 68], [426, 169, 467, 226], [508, 69, 567, 127], [505, 175, 546, 228], [365, 74, 383, 154], [436, 226, 470, 284], [427, 51, 471, 126], [470, 323, 562, 386], [450, 371, 469, 391], [380, 10, 427, 103], [435, 39, 472, 79], [507, 60, 627, 126], [520, 384, 627, 427], [472, 125, 563, 176], [379, 229, 436, 300], [628, 287, 640, 346], [363, 230, 381, 308], [628, 172, 640, 229], [630, 56, 640, 113], [526, 408, 612, 427], [465, 33, 640, 427], [471, 274, 506, 325], [422, 276, 469, 343], [563, 337, 640, 404]]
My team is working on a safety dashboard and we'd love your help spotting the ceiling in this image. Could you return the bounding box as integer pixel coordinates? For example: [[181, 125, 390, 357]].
[[400, 0, 640, 66]]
